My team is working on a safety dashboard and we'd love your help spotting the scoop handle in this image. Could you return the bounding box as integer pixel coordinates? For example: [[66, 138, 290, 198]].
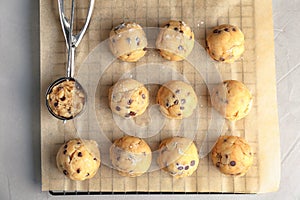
[[58, 0, 95, 77]]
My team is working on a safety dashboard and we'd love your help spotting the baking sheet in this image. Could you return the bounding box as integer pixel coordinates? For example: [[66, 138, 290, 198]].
[[40, 0, 280, 193]]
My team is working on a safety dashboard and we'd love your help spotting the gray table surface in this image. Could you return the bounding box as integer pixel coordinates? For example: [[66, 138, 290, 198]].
[[0, 0, 299, 199]]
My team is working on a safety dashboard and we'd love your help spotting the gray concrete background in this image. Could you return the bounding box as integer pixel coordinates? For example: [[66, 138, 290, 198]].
[[0, 0, 299, 199]]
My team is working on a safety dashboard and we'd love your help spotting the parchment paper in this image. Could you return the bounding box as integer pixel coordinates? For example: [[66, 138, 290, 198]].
[[40, 0, 280, 193]]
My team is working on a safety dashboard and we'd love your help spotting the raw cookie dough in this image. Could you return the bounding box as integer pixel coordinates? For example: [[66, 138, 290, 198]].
[[110, 135, 152, 177], [108, 78, 149, 118], [211, 80, 253, 121], [211, 135, 253, 176], [109, 22, 147, 62], [157, 137, 199, 178], [56, 138, 101, 181], [46, 79, 85, 119], [206, 24, 244, 63], [156, 80, 198, 119], [156, 20, 194, 61]]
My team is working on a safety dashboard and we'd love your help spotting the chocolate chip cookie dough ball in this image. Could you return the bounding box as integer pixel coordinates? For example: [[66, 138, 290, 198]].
[[211, 80, 253, 121], [156, 80, 198, 119], [156, 20, 194, 61], [109, 22, 147, 62], [110, 135, 152, 177], [157, 137, 199, 178], [211, 135, 253, 176], [46, 79, 86, 119], [108, 78, 149, 118], [56, 139, 101, 181], [206, 24, 244, 63]]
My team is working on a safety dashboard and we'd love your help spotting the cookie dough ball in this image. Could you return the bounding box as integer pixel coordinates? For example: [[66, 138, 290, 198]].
[[157, 137, 199, 178], [46, 79, 86, 119], [156, 20, 194, 61], [206, 24, 244, 63], [56, 139, 101, 181], [108, 78, 149, 118], [211, 135, 253, 176], [156, 80, 198, 119], [211, 80, 253, 121], [109, 22, 147, 62], [110, 135, 152, 177]]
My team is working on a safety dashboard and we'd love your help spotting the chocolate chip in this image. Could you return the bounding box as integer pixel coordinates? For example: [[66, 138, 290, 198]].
[[129, 111, 136, 116], [190, 160, 195, 166], [86, 173, 90, 177], [185, 166, 189, 170], [60, 96, 66, 101], [181, 99, 186, 104], [230, 161, 236, 166], [166, 102, 169, 107], [175, 89, 180, 94], [232, 28, 236, 32], [63, 170, 68, 175], [224, 139, 227, 142], [127, 99, 133, 105], [172, 94, 176, 98], [143, 47, 147, 51], [63, 150, 67, 154], [54, 102, 58, 107], [177, 113, 182, 116], [180, 106, 184, 110], [141, 94, 146, 99], [77, 168, 81, 173], [78, 152, 82, 157], [174, 27, 179, 31], [224, 28, 229, 32], [165, 23, 170, 28], [178, 45, 183, 50], [179, 30, 184, 33], [64, 144, 68, 149], [127, 53, 131, 57], [174, 100, 179, 105], [218, 30, 222, 34], [220, 57, 225, 61], [94, 158, 97, 161], [135, 37, 140, 45], [77, 142, 81, 145], [213, 29, 218, 33], [116, 106, 121, 111], [178, 166, 184, 170], [225, 154, 228, 159]]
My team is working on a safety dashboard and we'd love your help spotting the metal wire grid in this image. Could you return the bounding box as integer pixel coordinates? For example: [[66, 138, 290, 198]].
[[42, 0, 259, 194]]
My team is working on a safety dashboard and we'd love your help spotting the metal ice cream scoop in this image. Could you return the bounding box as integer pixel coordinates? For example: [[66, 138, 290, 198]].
[[45, 0, 94, 121]]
